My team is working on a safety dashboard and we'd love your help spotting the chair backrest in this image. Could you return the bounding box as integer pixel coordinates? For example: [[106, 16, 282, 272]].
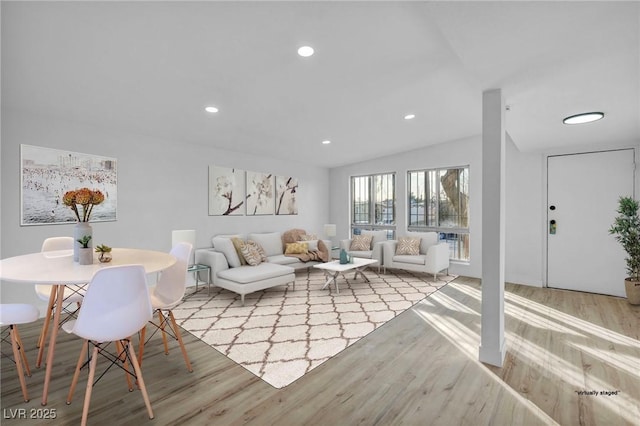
[[72, 265, 152, 342], [41, 236, 74, 252], [154, 242, 192, 305]]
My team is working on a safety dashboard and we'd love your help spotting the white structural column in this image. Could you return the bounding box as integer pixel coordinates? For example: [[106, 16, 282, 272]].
[[479, 89, 506, 367]]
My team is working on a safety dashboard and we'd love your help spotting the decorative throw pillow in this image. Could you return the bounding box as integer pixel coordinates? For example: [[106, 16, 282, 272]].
[[285, 242, 309, 255], [299, 234, 318, 241], [305, 239, 319, 252], [396, 237, 420, 255], [240, 240, 267, 266], [247, 240, 268, 262], [350, 234, 373, 251], [231, 237, 248, 266]]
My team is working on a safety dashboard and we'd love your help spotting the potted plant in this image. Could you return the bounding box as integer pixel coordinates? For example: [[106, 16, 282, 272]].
[[95, 244, 112, 263], [609, 196, 640, 305], [77, 235, 93, 265]]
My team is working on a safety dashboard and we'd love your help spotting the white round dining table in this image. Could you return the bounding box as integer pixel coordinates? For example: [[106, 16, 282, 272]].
[[0, 247, 176, 406]]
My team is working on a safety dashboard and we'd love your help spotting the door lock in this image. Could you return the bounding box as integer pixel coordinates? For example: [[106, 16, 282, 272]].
[[550, 219, 557, 235]]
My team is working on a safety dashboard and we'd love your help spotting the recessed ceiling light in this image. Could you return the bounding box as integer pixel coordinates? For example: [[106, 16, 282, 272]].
[[298, 46, 314, 57], [404, 114, 416, 120], [322, 140, 331, 145], [205, 106, 219, 113], [563, 112, 604, 125]]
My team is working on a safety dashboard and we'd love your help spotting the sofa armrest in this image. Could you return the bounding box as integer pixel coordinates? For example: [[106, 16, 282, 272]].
[[194, 248, 229, 284], [382, 240, 398, 267], [371, 241, 385, 263], [425, 243, 450, 273]]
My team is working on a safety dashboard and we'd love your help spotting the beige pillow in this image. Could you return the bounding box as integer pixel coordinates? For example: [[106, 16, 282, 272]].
[[240, 240, 268, 266], [396, 237, 420, 255], [299, 234, 317, 241], [285, 242, 309, 254], [350, 234, 373, 251], [231, 237, 248, 266]]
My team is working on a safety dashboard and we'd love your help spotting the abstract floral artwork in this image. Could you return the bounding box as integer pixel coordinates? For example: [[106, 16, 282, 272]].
[[246, 171, 274, 215], [21, 144, 117, 225], [209, 166, 246, 215], [276, 175, 298, 215]]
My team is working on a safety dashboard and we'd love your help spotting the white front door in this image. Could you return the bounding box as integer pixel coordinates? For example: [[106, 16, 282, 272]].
[[547, 149, 635, 297]]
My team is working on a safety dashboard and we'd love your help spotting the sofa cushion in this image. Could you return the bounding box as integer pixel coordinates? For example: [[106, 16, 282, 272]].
[[285, 242, 308, 254], [350, 234, 373, 251], [405, 232, 439, 255], [268, 254, 301, 265], [213, 237, 242, 268], [217, 263, 294, 284], [396, 237, 420, 255], [248, 232, 283, 257], [211, 234, 245, 247], [393, 254, 426, 265]]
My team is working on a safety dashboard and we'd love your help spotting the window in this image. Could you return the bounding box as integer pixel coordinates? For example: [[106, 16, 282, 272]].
[[351, 173, 396, 238], [408, 167, 469, 261]]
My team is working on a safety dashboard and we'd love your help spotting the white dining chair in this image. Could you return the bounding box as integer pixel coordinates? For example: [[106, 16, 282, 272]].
[[138, 242, 193, 372], [35, 236, 86, 366], [0, 304, 40, 402], [63, 265, 154, 426]]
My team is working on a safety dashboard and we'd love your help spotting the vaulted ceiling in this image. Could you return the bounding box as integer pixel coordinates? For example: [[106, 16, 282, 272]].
[[2, 1, 638, 167]]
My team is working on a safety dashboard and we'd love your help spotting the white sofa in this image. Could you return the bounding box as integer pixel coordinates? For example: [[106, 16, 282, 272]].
[[195, 232, 330, 305], [339, 230, 387, 272], [381, 231, 450, 280]]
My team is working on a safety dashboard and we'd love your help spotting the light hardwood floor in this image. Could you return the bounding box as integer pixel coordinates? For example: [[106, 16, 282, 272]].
[[1, 276, 638, 425]]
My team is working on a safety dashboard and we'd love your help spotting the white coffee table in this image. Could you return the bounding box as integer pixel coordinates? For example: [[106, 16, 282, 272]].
[[313, 257, 378, 294]]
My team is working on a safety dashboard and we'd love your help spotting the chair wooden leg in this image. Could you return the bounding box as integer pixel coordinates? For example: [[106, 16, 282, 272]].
[[80, 346, 99, 426], [116, 340, 134, 392], [10, 325, 29, 402], [13, 326, 32, 377], [67, 340, 89, 405], [37, 287, 57, 349], [137, 325, 147, 368], [158, 311, 170, 355], [168, 311, 193, 372], [126, 341, 154, 419]]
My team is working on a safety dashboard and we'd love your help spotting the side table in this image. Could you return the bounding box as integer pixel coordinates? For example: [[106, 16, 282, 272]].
[[187, 263, 211, 297]]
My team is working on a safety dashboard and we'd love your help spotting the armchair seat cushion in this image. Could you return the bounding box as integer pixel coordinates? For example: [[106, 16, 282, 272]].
[[348, 250, 374, 259], [393, 254, 426, 265]]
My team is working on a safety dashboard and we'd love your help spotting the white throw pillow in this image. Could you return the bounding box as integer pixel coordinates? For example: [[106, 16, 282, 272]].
[[305, 239, 319, 251]]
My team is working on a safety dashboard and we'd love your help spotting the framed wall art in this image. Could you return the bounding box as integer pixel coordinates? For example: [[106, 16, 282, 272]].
[[20, 144, 117, 226], [275, 175, 298, 215], [209, 166, 246, 215], [246, 171, 274, 215]]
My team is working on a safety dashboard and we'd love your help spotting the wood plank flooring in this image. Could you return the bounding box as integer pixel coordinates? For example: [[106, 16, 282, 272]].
[[1, 276, 638, 425]]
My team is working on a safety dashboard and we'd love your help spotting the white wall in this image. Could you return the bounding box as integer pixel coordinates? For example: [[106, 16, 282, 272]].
[[329, 135, 483, 279], [1, 109, 330, 307]]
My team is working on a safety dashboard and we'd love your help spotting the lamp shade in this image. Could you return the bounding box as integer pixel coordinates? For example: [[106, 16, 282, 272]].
[[323, 224, 336, 238], [172, 229, 196, 264]]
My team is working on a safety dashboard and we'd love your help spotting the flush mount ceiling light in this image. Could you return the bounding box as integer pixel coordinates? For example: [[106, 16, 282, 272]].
[[205, 106, 219, 113], [322, 140, 331, 145], [404, 114, 416, 120], [297, 46, 314, 57], [563, 112, 604, 125]]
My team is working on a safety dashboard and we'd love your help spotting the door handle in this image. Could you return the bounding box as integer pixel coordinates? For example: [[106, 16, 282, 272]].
[[550, 220, 557, 235]]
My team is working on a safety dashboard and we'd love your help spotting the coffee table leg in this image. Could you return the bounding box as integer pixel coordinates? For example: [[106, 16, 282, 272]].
[[354, 268, 371, 283], [321, 271, 340, 293]]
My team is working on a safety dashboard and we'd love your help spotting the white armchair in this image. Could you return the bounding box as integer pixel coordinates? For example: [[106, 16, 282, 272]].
[[382, 232, 450, 280], [340, 230, 387, 272]]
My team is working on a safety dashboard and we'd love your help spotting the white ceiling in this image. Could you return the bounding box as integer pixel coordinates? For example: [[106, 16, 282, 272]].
[[2, 1, 638, 168]]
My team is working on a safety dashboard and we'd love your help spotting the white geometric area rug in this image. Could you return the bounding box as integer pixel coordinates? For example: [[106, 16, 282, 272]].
[[173, 267, 455, 389]]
